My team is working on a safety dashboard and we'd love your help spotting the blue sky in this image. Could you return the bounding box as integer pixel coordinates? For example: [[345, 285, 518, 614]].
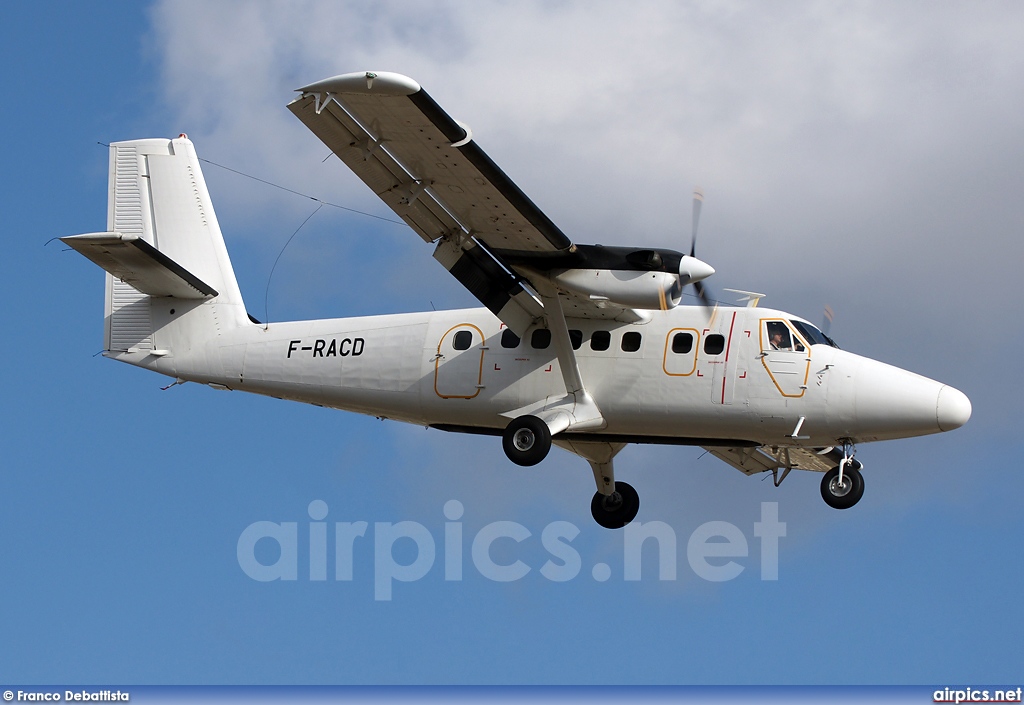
[[2, 0, 1022, 686]]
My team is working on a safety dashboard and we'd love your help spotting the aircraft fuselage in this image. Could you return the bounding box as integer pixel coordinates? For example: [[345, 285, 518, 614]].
[[112, 301, 969, 450]]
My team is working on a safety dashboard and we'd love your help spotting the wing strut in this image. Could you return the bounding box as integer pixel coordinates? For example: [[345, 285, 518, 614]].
[[500, 278, 608, 488], [523, 278, 605, 435], [535, 279, 586, 397]]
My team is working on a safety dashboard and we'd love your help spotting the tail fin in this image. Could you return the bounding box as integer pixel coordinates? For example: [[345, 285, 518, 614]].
[[64, 137, 248, 354]]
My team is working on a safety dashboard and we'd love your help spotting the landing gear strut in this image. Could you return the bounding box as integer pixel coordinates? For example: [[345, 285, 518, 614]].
[[502, 415, 551, 466], [820, 442, 865, 509], [554, 439, 638, 529]]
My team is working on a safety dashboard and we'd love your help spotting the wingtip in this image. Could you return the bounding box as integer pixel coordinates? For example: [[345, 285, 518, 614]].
[[297, 71, 421, 96]]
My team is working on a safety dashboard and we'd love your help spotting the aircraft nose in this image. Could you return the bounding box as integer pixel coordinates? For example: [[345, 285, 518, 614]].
[[936, 385, 972, 431]]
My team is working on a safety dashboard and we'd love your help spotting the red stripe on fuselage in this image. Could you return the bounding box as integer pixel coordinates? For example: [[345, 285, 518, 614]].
[[721, 311, 737, 404]]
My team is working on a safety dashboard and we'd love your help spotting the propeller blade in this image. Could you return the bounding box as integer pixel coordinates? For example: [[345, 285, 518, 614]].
[[690, 187, 704, 257], [695, 280, 720, 326], [685, 187, 715, 314], [822, 304, 835, 335], [694, 280, 712, 308]]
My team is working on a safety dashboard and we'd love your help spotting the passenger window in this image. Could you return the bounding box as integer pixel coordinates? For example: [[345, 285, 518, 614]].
[[531, 329, 551, 349], [569, 329, 583, 350], [500, 329, 520, 349], [453, 330, 472, 351], [590, 330, 610, 351], [671, 332, 694, 354], [621, 331, 642, 352], [704, 334, 725, 355]]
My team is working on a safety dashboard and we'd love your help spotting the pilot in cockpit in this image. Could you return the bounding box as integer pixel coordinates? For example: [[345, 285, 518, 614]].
[[767, 322, 791, 351]]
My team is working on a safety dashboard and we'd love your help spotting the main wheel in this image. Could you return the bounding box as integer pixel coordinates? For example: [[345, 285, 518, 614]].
[[820, 465, 865, 509], [502, 415, 551, 466], [591, 481, 640, 529]]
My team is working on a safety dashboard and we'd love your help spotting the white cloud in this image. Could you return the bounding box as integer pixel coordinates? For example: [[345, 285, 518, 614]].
[[148, 0, 1024, 373]]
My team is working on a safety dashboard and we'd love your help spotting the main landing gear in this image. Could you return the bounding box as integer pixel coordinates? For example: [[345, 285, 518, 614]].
[[820, 442, 865, 509], [590, 481, 639, 529], [502, 415, 552, 466], [504, 416, 639, 529]]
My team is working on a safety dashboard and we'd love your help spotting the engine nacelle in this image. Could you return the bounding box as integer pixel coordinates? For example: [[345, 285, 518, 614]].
[[552, 269, 682, 310]]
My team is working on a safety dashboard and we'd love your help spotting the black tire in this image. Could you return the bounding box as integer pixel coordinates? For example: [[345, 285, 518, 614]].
[[591, 481, 640, 529], [820, 465, 865, 509], [502, 415, 552, 466]]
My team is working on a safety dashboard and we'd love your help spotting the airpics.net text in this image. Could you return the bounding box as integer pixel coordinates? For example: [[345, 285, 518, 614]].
[[237, 500, 786, 600]]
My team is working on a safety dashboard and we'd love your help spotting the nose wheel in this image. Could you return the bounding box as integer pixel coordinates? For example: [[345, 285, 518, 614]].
[[591, 481, 640, 529], [820, 464, 864, 509]]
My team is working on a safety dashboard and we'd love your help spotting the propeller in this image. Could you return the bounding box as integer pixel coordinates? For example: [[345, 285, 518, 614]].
[[678, 187, 715, 308], [821, 304, 835, 336], [690, 187, 703, 258]]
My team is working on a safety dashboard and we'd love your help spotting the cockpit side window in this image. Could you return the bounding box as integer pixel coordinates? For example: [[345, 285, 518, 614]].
[[765, 321, 805, 352], [766, 321, 792, 351]]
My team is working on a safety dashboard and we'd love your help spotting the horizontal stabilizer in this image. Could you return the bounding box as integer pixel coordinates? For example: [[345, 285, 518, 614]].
[[61, 232, 218, 299]]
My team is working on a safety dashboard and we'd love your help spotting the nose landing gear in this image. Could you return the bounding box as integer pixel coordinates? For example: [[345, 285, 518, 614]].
[[821, 442, 864, 509]]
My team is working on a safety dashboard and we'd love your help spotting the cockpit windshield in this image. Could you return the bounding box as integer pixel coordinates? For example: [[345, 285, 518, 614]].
[[791, 320, 840, 349]]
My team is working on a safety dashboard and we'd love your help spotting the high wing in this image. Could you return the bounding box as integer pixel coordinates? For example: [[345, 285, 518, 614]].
[[290, 72, 572, 254], [287, 71, 679, 334], [288, 71, 575, 334]]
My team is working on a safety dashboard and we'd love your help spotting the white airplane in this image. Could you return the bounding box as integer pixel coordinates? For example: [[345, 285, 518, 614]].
[[63, 71, 971, 528]]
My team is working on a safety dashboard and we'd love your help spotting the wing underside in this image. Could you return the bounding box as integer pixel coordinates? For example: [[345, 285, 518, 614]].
[[288, 72, 646, 332], [706, 445, 842, 476], [288, 78, 572, 253], [290, 75, 583, 332]]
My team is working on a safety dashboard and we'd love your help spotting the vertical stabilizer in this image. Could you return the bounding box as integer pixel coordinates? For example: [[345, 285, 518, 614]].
[[102, 137, 248, 352]]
